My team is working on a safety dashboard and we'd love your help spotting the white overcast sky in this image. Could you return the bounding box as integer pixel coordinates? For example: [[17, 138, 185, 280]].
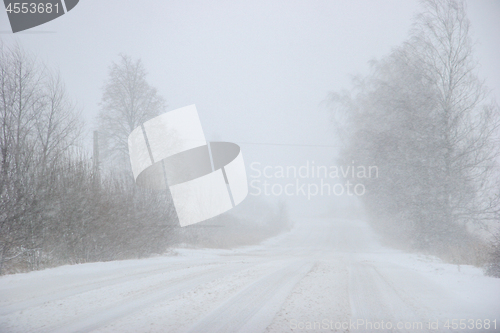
[[1, 0, 499, 214]]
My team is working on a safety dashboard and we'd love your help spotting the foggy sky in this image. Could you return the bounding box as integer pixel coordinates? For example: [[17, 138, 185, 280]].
[[0, 0, 498, 215]]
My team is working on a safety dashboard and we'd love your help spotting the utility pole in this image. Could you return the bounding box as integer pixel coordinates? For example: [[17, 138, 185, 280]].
[[93, 131, 100, 185]]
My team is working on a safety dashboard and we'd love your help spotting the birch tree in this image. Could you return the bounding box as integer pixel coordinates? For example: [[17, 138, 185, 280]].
[[331, 0, 500, 259], [98, 54, 165, 172]]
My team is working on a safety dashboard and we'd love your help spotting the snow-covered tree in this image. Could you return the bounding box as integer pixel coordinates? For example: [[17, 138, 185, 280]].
[[331, 0, 500, 259], [98, 54, 165, 172]]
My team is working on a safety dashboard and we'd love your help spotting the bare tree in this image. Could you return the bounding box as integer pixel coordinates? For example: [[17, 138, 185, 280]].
[[330, 0, 500, 260], [35, 73, 82, 171], [0, 42, 84, 273], [98, 54, 166, 172], [411, 0, 500, 243], [0, 45, 179, 274], [0, 43, 41, 273]]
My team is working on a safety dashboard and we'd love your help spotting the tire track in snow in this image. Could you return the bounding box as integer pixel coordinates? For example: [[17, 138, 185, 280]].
[[43, 262, 259, 333], [349, 261, 434, 333], [3, 262, 253, 333], [186, 259, 315, 333], [0, 258, 226, 317]]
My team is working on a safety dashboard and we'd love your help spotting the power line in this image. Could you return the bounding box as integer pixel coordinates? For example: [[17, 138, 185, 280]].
[[235, 141, 342, 148]]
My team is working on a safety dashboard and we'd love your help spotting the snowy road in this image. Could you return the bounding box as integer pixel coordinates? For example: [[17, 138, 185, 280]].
[[1, 218, 499, 332]]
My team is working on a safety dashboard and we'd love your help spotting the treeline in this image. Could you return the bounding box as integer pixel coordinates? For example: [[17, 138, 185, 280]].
[[0, 44, 290, 275], [331, 0, 500, 274], [0, 43, 177, 274]]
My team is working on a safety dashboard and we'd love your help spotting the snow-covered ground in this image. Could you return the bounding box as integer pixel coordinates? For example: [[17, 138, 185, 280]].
[[0, 218, 499, 332]]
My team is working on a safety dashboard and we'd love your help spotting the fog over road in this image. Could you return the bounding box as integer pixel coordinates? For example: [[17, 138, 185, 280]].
[[1, 218, 499, 333]]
